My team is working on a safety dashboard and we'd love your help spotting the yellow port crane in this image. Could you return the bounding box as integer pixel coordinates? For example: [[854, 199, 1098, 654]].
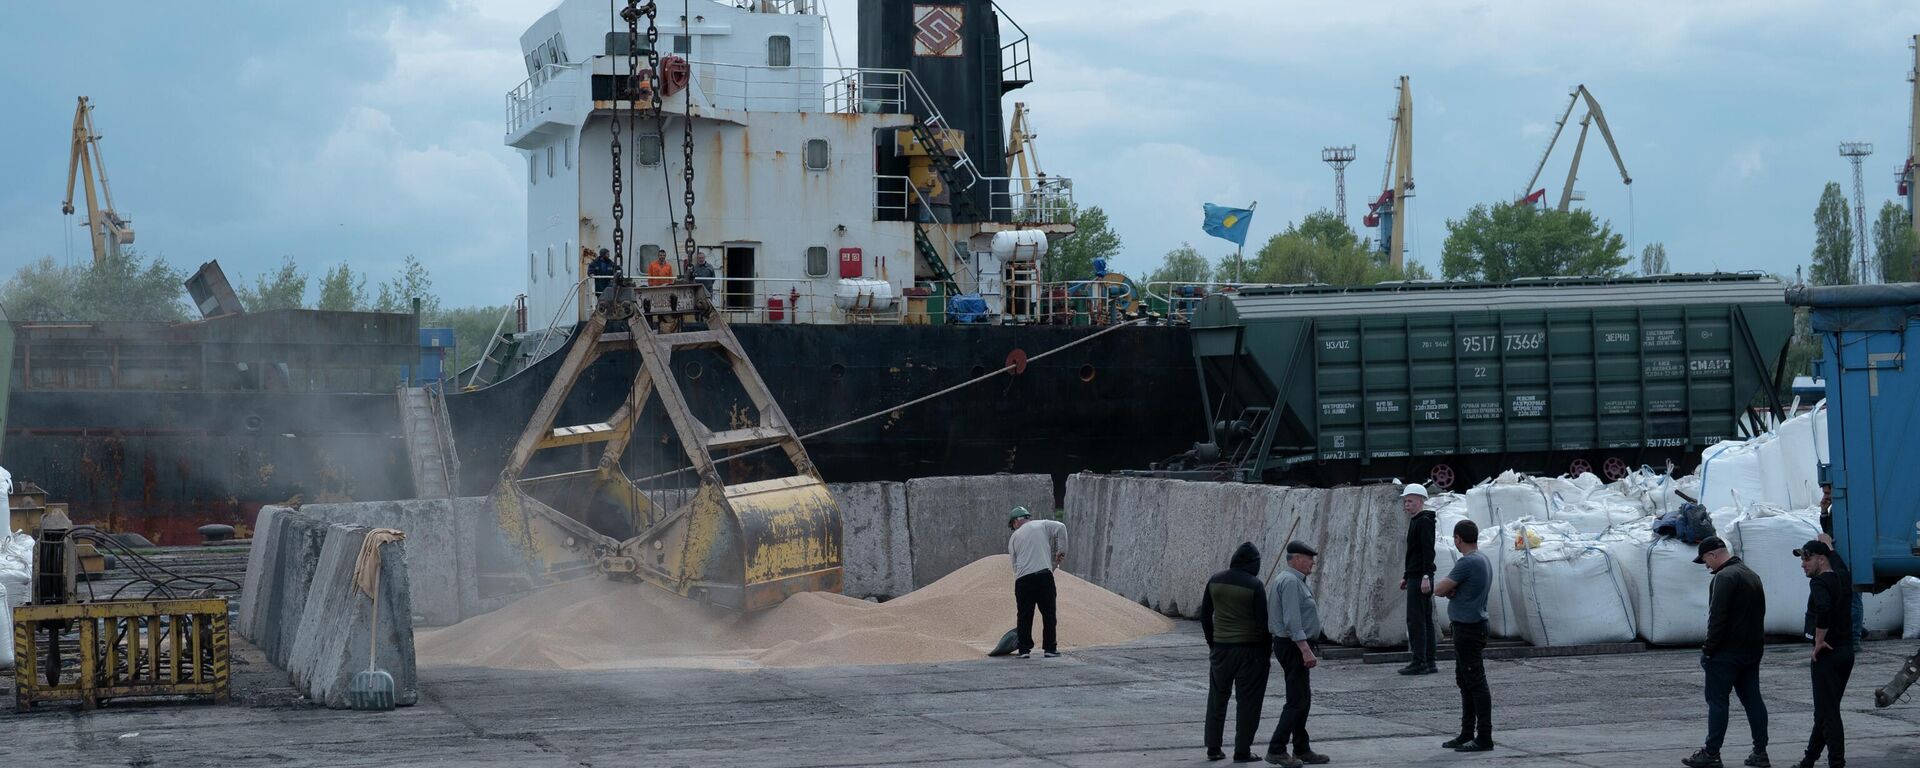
[[1362, 76, 1413, 271], [62, 96, 135, 266], [1519, 84, 1632, 212]]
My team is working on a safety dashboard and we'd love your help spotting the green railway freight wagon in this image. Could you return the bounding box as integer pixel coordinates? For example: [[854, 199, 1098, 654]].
[[1188, 274, 1793, 489]]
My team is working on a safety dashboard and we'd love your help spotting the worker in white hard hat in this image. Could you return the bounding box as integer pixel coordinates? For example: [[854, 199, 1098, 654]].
[[1398, 482, 1438, 675]]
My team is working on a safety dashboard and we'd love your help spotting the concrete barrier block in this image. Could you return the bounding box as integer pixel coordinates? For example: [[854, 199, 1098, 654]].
[[832, 482, 911, 600], [1152, 480, 1277, 617], [256, 511, 329, 669], [906, 474, 1054, 589], [299, 499, 465, 627], [286, 524, 417, 709], [236, 505, 286, 639]]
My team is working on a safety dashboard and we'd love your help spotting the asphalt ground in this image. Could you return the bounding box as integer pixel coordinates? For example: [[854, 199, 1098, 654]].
[[3, 621, 1916, 767]]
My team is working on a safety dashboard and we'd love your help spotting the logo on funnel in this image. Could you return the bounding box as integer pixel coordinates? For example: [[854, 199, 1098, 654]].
[[914, 5, 965, 58]]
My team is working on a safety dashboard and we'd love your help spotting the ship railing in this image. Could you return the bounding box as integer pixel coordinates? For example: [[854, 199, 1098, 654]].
[[701, 276, 847, 325], [506, 62, 584, 136], [1142, 280, 1300, 324], [745, 0, 817, 13], [874, 175, 976, 291], [674, 61, 909, 115], [1028, 279, 1139, 326], [990, 176, 1075, 225]]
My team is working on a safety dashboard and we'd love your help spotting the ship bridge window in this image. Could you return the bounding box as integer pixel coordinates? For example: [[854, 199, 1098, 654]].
[[605, 32, 655, 56], [804, 139, 830, 171], [806, 246, 828, 277], [672, 35, 690, 55], [768, 36, 791, 67], [638, 134, 663, 166]]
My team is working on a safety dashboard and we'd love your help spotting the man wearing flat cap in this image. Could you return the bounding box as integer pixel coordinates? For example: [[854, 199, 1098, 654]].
[[1794, 536, 1854, 768], [1264, 540, 1325, 767], [1683, 536, 1769, 768]]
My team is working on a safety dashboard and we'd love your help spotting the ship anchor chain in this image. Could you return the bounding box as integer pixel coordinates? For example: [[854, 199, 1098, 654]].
[[609, 0, 665, 278]]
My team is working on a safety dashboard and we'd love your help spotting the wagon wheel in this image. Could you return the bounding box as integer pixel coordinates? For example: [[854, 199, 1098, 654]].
[[1568, 457, 1594, 478], [1427, 462, 1457, 491], [1601, 456, 1631, 482]]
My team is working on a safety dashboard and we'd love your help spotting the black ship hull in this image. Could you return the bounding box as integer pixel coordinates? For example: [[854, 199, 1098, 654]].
[[4, 323, 1203, 542]]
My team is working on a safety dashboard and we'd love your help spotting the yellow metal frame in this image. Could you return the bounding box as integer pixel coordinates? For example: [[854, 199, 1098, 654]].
[[491, 283, 844, 611], [12, 598, 231, 711]]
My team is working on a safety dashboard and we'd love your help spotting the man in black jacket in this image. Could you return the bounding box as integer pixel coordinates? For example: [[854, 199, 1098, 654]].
[[1199, 542, 1271, 763], [1794, 536, 1854, 768], [1398, 483, 1438, 675], [1684, 536, 1770, 768]]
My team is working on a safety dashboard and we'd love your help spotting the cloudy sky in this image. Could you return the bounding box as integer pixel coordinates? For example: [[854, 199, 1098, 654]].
[[2, 0, 1918, 306]]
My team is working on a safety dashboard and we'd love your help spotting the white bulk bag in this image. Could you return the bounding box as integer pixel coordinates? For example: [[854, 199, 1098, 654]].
[[1812, 404, 1831, 467], [1610, 532, 1714, 644], [0, 581, 11, 669], [0, 531, 32, 603], [1507, 540, 1638, 646], [1701, 440, 1769, 513], [1724, 506, 1822, 635], [1861, 587, 1904, 635], [1437, 522, 1524, 639], [0, 464, 10, 530], [1466, 474, 1553, 530], [1771, 408, 1822, 510], [1903, 577, 1920, 639]]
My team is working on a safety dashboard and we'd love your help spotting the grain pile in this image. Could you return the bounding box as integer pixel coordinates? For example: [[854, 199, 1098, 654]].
[[417, 555, 1173, 670]]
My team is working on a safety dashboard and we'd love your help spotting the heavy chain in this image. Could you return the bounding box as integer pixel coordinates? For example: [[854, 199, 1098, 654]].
[[679, 0, 696, 260], [609, 0, 660, 276]]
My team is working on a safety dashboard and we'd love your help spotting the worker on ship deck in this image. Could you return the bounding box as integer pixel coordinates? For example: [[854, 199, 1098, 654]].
[[646, 250, 674, 286], [589, 248, 617, 295], [690, 251, 717, 297]]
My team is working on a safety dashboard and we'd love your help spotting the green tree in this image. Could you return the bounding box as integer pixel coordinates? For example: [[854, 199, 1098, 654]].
[[1044, 206, 1123, 282], [316, 263, 370, 311], [1873, 200, 1914, 284], [1439, 202, 1629, 281], [1145, 243, 1214, 284], [1810, 182, 1854, 286], [1242, 210, 1429, 285], [0, 249, 189, 322], [238, 255, 309, 311], [375, 255, 440, 316], [426, 304, 514, 375], [1640, 242, 1670, 275]]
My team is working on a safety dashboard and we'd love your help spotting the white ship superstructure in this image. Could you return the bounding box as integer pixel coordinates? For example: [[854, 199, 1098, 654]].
[[506, 0, 1072, 329]]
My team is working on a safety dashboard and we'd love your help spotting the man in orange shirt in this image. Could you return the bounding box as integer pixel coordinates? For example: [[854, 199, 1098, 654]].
[[646, 251, 674, 286]]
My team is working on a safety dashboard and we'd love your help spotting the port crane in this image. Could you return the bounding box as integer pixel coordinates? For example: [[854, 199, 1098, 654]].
[[1518, 85, 1631, 211], [1362, 76, 1413, 271], [62, 96, 135, 266]]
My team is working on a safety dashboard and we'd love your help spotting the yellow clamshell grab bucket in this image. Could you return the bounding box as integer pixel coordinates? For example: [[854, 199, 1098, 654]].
[[487, 282, 844, 611]]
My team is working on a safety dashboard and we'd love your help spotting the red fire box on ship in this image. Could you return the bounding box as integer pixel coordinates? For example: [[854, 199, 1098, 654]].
[[839, 248, 863, 278]]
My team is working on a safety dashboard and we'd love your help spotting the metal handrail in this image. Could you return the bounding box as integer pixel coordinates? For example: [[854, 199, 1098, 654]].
[[874, 175, 975, 294], [465, 296, 527, 390], [506, 62, 584, 135], [990, 176, 1074, 224]]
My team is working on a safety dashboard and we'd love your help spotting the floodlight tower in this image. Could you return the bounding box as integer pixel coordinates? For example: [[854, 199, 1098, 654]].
[[1322, 145, 1357, 221], [1840, 141, 1875, 283]]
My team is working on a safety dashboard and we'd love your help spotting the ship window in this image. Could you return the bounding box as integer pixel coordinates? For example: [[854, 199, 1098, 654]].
[[637, 134, 663, 166], [547, 245, 555, 277], [564, 136, 573, 169], [565, 240, 574, 274], [639, 244, 660, 266], [806, 246, 828, 277], [804, 139, 830, 171], [546, 145, 555, 178], [528, 153, 537, 184], [530, 252, 537, 282], [768, 36, 791, 67], [672, 35, 690, 55], [549, 34, 566, 63]]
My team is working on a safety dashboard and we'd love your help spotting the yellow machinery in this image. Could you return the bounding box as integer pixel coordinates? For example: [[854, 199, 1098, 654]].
[[62, 96, 136, 266], [1517, 84, 1632, 212], [490, 282, 843, 611], [12, 509, 231, 710]]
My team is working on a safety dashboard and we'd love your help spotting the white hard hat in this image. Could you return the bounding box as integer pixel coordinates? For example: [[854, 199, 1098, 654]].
[[1402, 483, 1429, 498]]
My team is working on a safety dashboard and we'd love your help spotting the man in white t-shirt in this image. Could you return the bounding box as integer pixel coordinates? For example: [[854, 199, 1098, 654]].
[[1007, 507, 1067, 659]]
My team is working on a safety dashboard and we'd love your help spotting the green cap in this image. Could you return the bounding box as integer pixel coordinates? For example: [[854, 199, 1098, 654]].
[[1008, 506, 1031, 522]]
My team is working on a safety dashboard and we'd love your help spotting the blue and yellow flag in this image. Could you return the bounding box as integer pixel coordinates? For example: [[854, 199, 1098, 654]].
[[1202, 203, 1254, 246]]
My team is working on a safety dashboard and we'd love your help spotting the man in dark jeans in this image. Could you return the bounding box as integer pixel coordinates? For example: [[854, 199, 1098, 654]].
[[1794, 536, 1854, 768], [1006, 507, 1066, 659], [1265, 540, 1325, 767], [1684, 536, 1770, 768], [1398, 483, 1438, 675], [1200, 542, 1271, 762], [1434, 519, 1494, 753]]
